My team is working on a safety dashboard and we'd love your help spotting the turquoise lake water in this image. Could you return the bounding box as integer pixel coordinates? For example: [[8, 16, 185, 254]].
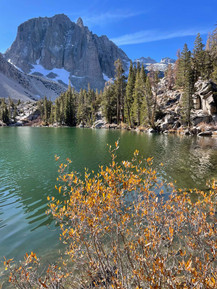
[[0, 127, 217, 265]]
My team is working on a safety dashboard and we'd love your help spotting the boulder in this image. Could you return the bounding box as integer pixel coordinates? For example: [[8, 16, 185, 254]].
[[184, 129, 191, 135], [212, 131, 217, 136], [190, 126, 200, 135], [193, 78, 217, 115], [93, 120, 106, 128], [192, 113, 212, 126], [148, 128, 157, 133], [109, 124, 118, 129], [0, 120, 7, 126], [198, 131, 213, 137], [160, 122, 169, 131]]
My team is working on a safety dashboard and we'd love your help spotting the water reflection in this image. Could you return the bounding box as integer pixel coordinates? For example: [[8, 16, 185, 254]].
[[0, 127, 217, 261]]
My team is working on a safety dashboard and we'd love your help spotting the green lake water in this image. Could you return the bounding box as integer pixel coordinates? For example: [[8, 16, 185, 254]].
[[1, 127, 217, 266]]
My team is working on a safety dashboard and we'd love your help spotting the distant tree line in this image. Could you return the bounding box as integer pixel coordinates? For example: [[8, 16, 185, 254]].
[[37, 84, 101, 126], [38, 62, 160, 128], [38, 26, 217, 128], [0, 98, 18, 124]]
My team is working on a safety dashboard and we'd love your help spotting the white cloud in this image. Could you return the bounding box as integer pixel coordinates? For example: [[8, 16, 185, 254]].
[[82, 10, 146, 27], [111, 27, 211, 46]]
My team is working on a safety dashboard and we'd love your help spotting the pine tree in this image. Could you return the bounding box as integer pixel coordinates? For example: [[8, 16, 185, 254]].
[[165, 64, 175, 90], [102, 83, 116, 123], [132, 64, 145, 126], [60, 83, 76, 126], [148, 69, 159, 128], [43, 96, 52, 124], [54, 98, 61, 123], [49, 104, 55, 124], [192, 33, 205, 80], [202, 34, 213, 79], [77, 89, 86, 125], [0, 99, 9, 124], [125, 61, 135, 126], [205, 27, 217, 81], [144, 76, 153, 126], [180, 44, 194, 126], [210, 27, 217, 82], [12, 104, 18, 121], [203, 51, 213, 79], [59, 93, 66, 124], [205, 33, 212, 51], [87, 84, 98, 124], [114, 59, 126, 124], [175, 49, 184, 87], [140, 64, 146, 83]]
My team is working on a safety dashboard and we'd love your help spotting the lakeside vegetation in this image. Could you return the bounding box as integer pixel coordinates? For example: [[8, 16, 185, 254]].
[[3, 143, 217, 288]]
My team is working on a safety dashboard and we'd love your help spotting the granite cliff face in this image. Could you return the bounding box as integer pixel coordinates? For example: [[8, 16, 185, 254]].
[[5, 14, 129, 91], [155, 77, 217, 134]]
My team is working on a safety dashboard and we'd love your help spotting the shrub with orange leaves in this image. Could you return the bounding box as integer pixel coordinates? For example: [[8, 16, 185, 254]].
[[3, 252, 66, 288], [4, 142, 217, 288]]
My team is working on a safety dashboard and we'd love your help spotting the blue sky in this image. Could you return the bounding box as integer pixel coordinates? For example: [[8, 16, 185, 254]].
[[0, 0, 216, 61]]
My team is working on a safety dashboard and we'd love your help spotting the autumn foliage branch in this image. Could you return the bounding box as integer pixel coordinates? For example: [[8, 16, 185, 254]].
[[4, 142, 217, 288]]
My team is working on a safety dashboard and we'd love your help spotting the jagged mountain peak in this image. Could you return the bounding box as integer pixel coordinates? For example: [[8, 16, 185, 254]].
[[17, 14, 72, 31], [136, 57, 157, 64], [5, 14, 129, 91], [76, 17, 84, 27], [134, 56, 175, 74]]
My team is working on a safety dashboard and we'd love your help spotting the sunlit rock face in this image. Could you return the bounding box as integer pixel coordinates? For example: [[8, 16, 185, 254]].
[[5, 14, 129, 91]]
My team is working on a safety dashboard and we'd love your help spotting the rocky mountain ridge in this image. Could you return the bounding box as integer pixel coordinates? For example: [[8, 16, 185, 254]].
[[135, 57, 176, 73], [5, 14, 129, 91], [0, 53, 66, 101]]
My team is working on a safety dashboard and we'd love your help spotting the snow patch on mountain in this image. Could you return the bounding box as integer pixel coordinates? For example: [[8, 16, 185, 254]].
[[8, 59, 23, 72], [103, 73, 110, 82], [71, 75, 85, 79], [30, 61, 70, 85]]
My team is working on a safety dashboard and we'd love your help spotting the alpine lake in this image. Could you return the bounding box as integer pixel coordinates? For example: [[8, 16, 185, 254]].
[[1, 127, 217, 273]]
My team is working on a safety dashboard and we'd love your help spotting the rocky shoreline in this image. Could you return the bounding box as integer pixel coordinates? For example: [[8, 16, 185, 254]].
[[1, 77, 217, 138], [90, 120, 217, 137], [1, 116, 217, 138]]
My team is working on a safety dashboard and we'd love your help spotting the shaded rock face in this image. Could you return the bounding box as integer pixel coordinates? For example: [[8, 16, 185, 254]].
[[5, 14, 129, 91]]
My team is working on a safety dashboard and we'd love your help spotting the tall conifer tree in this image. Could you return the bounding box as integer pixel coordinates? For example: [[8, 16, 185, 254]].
[[180, 44, 194, 126], [114, 59, 126, 124], [125, 61, 135, 126], [192, 33, 205, 80]]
